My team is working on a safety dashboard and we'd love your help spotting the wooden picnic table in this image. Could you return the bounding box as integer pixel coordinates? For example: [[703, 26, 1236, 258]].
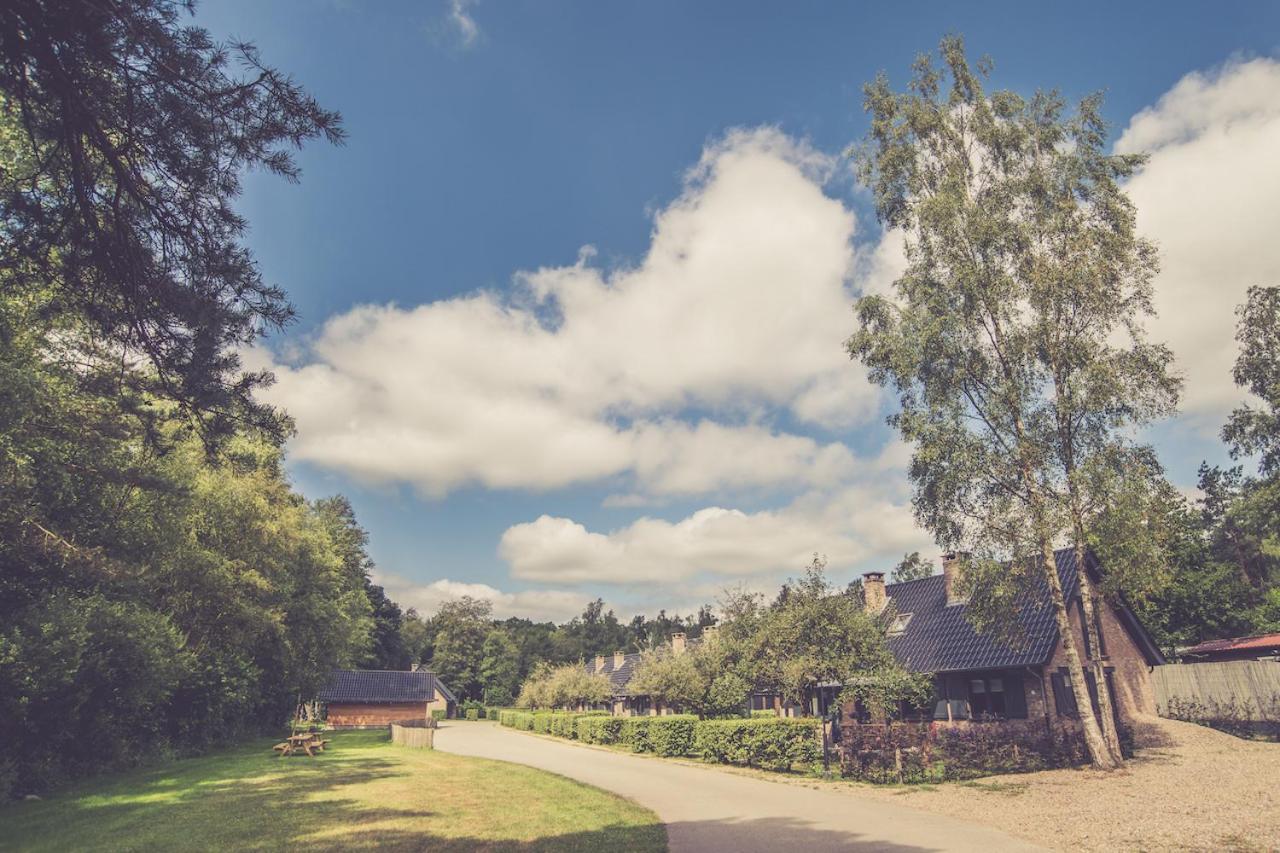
[[272, 732, 330, 757]]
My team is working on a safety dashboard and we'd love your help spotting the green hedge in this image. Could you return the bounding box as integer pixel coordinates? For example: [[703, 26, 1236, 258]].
[[430, 709, 447, 721], [464, 708, 479, 721], [620, 715, 698, 755], [576, 715, 626, 744], [693, 718, 821, 771]]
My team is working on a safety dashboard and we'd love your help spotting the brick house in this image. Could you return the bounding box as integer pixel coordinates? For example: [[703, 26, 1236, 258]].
[[851, 548, 1165, 726], [585, 630, 713, 716], [319, 668, 456, 728], [1179, 632, 1280, 662], [588, 547, 1164, 725]]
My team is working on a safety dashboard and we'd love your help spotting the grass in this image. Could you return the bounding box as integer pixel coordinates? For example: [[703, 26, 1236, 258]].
[[0, 730, 666, 852]]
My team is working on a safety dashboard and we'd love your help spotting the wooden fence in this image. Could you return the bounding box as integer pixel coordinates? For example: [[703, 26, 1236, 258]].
[[390, 722, 435, 749], [1153, 661, 1280, 720]]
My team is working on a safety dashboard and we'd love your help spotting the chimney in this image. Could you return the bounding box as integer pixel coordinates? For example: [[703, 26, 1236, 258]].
[[862, 572, 887, 614], [671, 632, 686, 655], [943, 552, 970, 605], [702, 625, 719, 646], [594, 654, 606, 673], [613, 649, 626, 668]]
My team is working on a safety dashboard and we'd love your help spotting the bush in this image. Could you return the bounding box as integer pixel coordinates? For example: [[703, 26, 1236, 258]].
[[531, 713, 554, 734], [465, 708, 479, 721], [577, 715, 626, 744], [620, 715, 697, 755], [750, 709, 778, 718], [693, 718, 821, 771], [840, 720, 1109, 783], [430, 709, 447, 722]]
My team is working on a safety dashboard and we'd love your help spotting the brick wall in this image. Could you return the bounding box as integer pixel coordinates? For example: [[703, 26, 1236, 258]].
[[1044, 594, 1156, 718], [327, 702, 427, 728]]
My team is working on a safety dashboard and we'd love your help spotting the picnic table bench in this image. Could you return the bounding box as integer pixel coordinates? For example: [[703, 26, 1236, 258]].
[[272, 733, 331, 757]]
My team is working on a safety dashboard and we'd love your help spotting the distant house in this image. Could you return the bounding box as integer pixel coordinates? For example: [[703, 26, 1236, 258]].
[[585, 630, 710, 716], [1180, 632, 1280, 663], [587, 548, 1165, 725], [318, 668, 456, 728]]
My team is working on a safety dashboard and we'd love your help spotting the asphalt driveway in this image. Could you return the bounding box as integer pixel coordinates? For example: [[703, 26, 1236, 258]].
[[434, 722, 1041, 852]]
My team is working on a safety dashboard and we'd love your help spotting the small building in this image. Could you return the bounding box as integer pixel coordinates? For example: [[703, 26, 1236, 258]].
[[1179, 632, 1280, 663], [319, 668, 456, 728]]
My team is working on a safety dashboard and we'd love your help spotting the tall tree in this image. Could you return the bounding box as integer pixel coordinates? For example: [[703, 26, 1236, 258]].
[[0, 0, 343, 443], [429, 596, 492, 701], [848, 37, 1178, 768], [479, 628, 521, 707]]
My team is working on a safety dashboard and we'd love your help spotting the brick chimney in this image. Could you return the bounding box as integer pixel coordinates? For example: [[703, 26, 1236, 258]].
[[943, 552, 970, 605], [671, 632, 686, 655], [702, 625, 719, 646], [862, 571, 887, 614], [613, 649, 626, 668], [594, 654, 606, 673]]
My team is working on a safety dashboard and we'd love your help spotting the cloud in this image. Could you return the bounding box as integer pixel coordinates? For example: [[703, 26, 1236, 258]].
[[448, 0, 479, 47], [1116, 57, 1280, 426], [373, 573, 591, 623], [253, 127, 881, 498], [498, 442, 932, 585]]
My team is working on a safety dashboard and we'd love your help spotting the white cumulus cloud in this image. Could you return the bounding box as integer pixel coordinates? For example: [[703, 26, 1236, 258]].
[[1117, 57, 1280, 426], [252, 127, 881, 498]]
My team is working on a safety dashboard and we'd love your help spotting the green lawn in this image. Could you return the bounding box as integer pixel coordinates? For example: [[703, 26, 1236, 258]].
[[0, 730, 666, 852]]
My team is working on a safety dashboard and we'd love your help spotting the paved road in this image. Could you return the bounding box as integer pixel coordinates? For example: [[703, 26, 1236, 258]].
[[435, 722, 1042, 853]]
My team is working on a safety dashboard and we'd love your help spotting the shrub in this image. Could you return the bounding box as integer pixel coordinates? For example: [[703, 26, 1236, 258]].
[[620, 715, 697, 756], [840, 720, 1109, 783], [430, 709, 447, 722], [577, 716, 625, 744], [694, 718, 821, 771], [465, 708, 479, 721], [531, 713, 554, 734], [750, 709, 777, 718]]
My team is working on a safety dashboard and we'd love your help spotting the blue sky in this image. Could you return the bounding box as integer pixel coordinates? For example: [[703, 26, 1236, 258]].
[[194, 1, 1280, 621]]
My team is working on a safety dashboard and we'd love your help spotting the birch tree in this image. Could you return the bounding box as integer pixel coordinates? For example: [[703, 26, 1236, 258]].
[[848, 37, 1179, 769]]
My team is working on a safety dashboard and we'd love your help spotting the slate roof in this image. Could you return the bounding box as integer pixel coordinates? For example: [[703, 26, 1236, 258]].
[[584, 652, 644, 695], [318, 669, 440, 704], [884, 547, 1163, 673]]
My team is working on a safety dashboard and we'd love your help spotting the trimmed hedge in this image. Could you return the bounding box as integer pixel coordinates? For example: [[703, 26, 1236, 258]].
[[576, 715, 626, 744], [693, 718, 821, 771], [621, 716, 697, 755], [430, 709, 447, 722], [465, 708, 479, 721]]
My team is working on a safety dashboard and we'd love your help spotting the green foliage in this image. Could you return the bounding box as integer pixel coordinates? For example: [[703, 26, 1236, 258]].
[[0, 0, 344, 443], [479, 629, 521, 708], [749, 556, 893, 706], [692, 718, 821, 771], [465, 708, 479, 721], [891, 552, 933, 583], [515, 661, 612, 710], [841, 670, 935, 723], [619, 716, 698, 755], [576, 716, 625, 745], [431, 709, 448, 722], [1224, 286, 1280, 476], [429, 597, 494, 703]]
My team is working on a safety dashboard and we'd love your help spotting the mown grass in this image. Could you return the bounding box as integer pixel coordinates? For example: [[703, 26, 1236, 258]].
[[0, 730, 666, 852]]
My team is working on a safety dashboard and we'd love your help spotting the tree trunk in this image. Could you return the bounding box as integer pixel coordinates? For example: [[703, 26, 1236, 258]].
[[1072, 542, 1124, 763], [1038, 540, 1118, 770]]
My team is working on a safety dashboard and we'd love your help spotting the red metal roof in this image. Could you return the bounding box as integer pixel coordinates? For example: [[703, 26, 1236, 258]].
[[1184, 633, 1280, 655]]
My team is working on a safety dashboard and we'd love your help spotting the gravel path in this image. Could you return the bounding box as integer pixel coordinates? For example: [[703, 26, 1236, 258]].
[[435, 721, 1041, 853], [847, 717, 1280, 852]]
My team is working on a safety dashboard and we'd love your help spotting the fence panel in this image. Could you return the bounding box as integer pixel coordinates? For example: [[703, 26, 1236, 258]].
[[390, 722, 435, 748], [1153, 661, 1280, 720]]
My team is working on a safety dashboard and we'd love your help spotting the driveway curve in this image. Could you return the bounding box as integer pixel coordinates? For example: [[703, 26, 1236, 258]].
[[435, 722, 1041, 852]]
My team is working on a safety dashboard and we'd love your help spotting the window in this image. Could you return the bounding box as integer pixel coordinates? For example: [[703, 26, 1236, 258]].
[[968, 676, 1006, 717], [887, 612, 913, 636]]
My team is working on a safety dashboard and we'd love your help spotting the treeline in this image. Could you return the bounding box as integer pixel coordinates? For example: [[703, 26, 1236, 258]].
[[0, 0, 390, 796], [400, 597, 718, 705]]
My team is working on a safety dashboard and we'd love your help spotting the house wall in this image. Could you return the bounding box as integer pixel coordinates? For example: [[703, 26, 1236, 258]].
[[327, 702, 429, 728], [1044, 595, 1156, 719]]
